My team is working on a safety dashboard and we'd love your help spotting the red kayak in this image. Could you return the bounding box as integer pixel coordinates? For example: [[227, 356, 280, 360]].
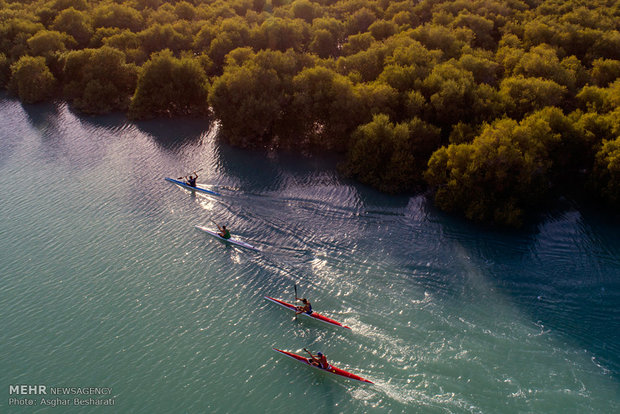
[[273, 348, 373, 383], [264, 296, 351, 329]]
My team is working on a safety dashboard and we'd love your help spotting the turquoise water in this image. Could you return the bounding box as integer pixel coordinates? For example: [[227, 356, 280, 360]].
[[1, 96, 619, 413]]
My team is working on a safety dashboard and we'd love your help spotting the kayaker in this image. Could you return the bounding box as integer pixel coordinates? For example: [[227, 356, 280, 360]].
[[304, 349, 329, 369], [216, 223, 231, 239], [185, 172, 198, 187], [295, 297, 312, 315]]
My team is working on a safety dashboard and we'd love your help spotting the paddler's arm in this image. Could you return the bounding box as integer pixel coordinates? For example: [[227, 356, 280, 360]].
[[303, 348, 315, 360]]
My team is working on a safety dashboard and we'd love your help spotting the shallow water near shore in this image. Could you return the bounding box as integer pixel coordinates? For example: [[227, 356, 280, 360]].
[[1, 96, 619, 413]]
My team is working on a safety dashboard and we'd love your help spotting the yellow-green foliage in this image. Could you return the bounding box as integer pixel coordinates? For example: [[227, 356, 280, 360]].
[[9, 55, 55, 103], [62, 46, 138, 113], [129, 49, 209, 118], [1, 0, 620, 224], [346, 113, 440, 193]]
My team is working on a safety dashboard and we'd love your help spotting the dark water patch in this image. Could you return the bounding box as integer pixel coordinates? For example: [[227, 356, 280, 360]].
[[213, 140, 342, 193], [437, 207, 620, 379], [133, 117, 213, 151]]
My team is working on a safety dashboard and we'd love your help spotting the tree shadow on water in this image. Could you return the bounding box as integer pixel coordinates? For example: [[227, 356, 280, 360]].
[[20, 99, 62, 133], [434, 203, 620, 380], [133, 117, 214, 152]]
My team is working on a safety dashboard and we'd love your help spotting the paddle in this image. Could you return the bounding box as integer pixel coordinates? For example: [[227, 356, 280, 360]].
[[177, 168, 203, 180], [293, 284, 299, 318], [210, 219, 229, 239], [210, 218, 221, 232], [303, 348, 318, 365]]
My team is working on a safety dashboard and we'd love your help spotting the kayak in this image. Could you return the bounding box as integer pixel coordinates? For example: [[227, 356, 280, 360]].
[[195, 225, 259, 251], [272, 348, 373, 384], [264, 296, 351, 329], [165, 177, 221, 196]]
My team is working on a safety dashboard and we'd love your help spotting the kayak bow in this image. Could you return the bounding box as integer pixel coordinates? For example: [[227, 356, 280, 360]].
[[165, 177, 221, 196], [264, 296, 351, 329], [272, 348, 373, 384], [195, 225, 259, 251]]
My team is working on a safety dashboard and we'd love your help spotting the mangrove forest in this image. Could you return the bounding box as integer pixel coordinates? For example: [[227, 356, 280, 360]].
[[1, 0, 619, 226]]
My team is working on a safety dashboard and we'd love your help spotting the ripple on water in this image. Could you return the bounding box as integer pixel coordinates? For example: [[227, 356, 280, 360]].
[[1, 102, 620, 413]]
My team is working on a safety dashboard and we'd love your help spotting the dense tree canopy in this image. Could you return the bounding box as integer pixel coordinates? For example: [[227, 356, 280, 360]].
[[130, 49, 209, 118], [62, 45, 137, 113], [2, 0, 620, 226], [9, 55, 55, 103]]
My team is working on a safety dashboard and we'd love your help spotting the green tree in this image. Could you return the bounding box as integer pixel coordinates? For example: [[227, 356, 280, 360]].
[[92, 4, 144, 32], [0, 18, 45, 59], [513, 44, 573, 88], [422, 60, 477, 126], [345, 8, 376, 36], [254, 17, 310, 52], [174, 1, 196, 20], [341, 32, 374, 55], [368, 20, 397, 41], [425, 118, 550, 227], [592, 137, 620, 207], [457, 52, 501, 85], [410, 23, 470, 60], [130, 49, 209, 118], [292, 66, 361, 149], [576, 80, 620, 113], [590, 58, 620, 87], [207, 18, 252, 70], [0, 53, 10, 88], [52, 0, 88, 12], [344, 113, 440, 192], [102, 30, 146, 64], [9, 56, 55, 103], [309, 29, 337, 58], [336, 45, 385, 82], [499, 75, 567, 118], [425, 106, 590, 227], [209, 49, 310, 147], [451, 10, 496, 49], [27, 30, 76, 59], [138, 23, 192, 55], [62, 46, 138, 113], [291, 0, 318, 23], [51, 7, 92, 47]]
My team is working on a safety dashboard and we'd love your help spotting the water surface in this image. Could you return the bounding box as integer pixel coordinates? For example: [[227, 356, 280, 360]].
[[1, 97, 619, 413]]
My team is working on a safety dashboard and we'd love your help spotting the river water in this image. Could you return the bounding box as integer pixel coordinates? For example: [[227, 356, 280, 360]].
[[1, 96, 619, 413]]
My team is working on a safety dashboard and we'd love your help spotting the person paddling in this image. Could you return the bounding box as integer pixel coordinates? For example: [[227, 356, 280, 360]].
[[185, 171, 198, 187], [304, 348, 329, 369], [295, 297, 312, 315], [215, 223, 231, 239]]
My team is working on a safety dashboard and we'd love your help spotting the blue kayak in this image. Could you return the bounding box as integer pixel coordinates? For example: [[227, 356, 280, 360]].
[[195, 225, 259, 251], [165, 178, 221, 196]]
